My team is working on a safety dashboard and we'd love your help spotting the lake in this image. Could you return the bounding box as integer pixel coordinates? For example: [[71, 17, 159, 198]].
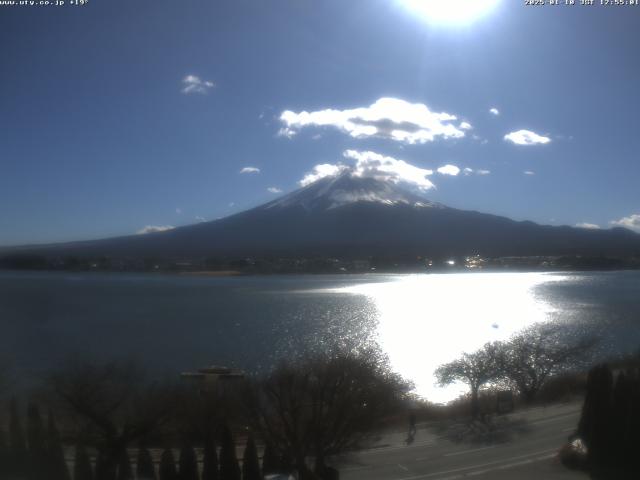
[[0, 270, 639, 402]]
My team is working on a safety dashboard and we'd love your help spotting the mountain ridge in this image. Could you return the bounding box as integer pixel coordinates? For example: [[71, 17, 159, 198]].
[[1, 174, 639, 262]]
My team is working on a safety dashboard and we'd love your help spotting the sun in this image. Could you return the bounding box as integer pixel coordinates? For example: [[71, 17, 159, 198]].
[[400, 0, 502, 26]]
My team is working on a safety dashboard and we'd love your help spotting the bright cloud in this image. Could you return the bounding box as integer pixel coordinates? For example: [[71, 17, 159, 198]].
[[240, 167, 261, 174], [343, 150, 435, 190], [299, 163, 348, 187], [436, 164, 461, 176], [504, 130, 551, 146], [267, 187, 283, 194], [611, 214, 640, 232], [459, 121, 473, 130], [576, 223, 600, 230], [489, 107, 500, 116], [524, 170, 535, 175], [137, 225, 175, 235], [181, 75, 215, 95], [463, 167, 490, 176], [279, 97, 467, 144]]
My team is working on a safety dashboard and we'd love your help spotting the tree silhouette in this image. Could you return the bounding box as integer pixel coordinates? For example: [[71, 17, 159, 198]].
[[241, 435, 261, 480], [244, 348, 409, 478], [47, 410, 71, 480], [574, 364, 640, 479], [219, 425, 240, 480], [178, 444, 198, 480], [260, 442, 279, 476], [49, 361, 175, 479], [73, 444, 94, 480], [136, 445, 156, 480], [0, 429, 9, 479], [436, 343, 501, 419], [159, 449, 178, 480], [498, 323, 596, 403], [9, 397, 27, 477], [201, 437, 219, 480], [95, 449, 116, 480], [27, 403, 47, 479]]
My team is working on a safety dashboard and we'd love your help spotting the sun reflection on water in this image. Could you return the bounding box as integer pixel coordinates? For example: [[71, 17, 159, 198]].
[[323, 272, 561, 403]]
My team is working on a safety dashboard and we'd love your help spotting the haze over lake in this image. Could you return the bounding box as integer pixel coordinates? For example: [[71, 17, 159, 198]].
[[1, 270, 639, 402]]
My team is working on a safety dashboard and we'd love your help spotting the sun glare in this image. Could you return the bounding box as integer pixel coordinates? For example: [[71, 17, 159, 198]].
[[401, 0, 502, 26]]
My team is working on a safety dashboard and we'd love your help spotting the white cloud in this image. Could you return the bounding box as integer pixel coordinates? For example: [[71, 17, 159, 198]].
[[343, 150, 435, 190], [524, 170, 535, 175], [181, 75, 215, 95], [279, 97, 467, 144], [195, 216, 206, 222], [489, 107, 500, 116], [459, 121, 473, 130], [576, 223, 600, 230], [240, 167, 261, 174], [267, 187, 283, 194], [436, 164, 461, 176], [137, 225, 175, 235], [504, 130, 551, 146], [463, 168, 490, 176], [299, 163, 348, 187], [611, 214, 640, 232]]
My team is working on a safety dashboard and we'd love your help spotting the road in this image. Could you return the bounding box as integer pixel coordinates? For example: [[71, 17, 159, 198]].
[[339, 402, 587, 480]]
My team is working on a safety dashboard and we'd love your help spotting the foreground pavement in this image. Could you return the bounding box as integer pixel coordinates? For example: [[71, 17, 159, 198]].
[[340, 402, 586, 480]]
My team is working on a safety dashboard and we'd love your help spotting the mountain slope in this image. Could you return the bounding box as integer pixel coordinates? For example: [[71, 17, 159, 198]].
[[3, 173, 640, 260]]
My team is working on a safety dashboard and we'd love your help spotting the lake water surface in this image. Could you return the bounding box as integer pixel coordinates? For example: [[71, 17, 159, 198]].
[[0, 270, 639, 402]]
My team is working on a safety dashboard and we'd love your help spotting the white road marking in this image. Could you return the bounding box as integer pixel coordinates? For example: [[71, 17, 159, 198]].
[[359, 441, 436, 456], [393, 448, 557, 480], [444, 445, 495, 457]]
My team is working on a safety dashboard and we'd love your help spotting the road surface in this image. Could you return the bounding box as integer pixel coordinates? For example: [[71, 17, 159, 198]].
[[340, 402, 586, 480]]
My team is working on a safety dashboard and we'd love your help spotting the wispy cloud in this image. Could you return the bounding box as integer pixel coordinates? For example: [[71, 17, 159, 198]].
[[267, 187, 283, 194], [279, 97, 467, 144], [504, 130, 551, 146], [489, 107, 500, 116], [576, 223, 600, 230], [181, 75, 215, 95], [175, 208, 182, 214], [137, 225, 175, 235], [436, 164, 461, 176], [463, 167, 490, 176], [524, 170, 535, 175], [195, 216, 206, 222], [459, 122, 473, 130], [611, 214, 640, 232], [240, 167, 261, 174]]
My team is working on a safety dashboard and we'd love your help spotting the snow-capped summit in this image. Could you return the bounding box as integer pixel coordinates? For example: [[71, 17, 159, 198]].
[[263, 171, 442, 212]]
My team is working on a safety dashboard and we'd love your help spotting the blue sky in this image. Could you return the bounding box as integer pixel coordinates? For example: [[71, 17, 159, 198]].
[[1, 0, 639, 245]]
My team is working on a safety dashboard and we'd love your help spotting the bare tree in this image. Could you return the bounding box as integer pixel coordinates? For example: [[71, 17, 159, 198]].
[[48, 361, 177, 479], [497, 323, 596, 403], [244, 347, 410, 479], [435, 342, 502, 420]]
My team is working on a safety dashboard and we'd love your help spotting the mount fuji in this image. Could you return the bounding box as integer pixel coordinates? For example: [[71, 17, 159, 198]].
[[3, 172, 640, 261]]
